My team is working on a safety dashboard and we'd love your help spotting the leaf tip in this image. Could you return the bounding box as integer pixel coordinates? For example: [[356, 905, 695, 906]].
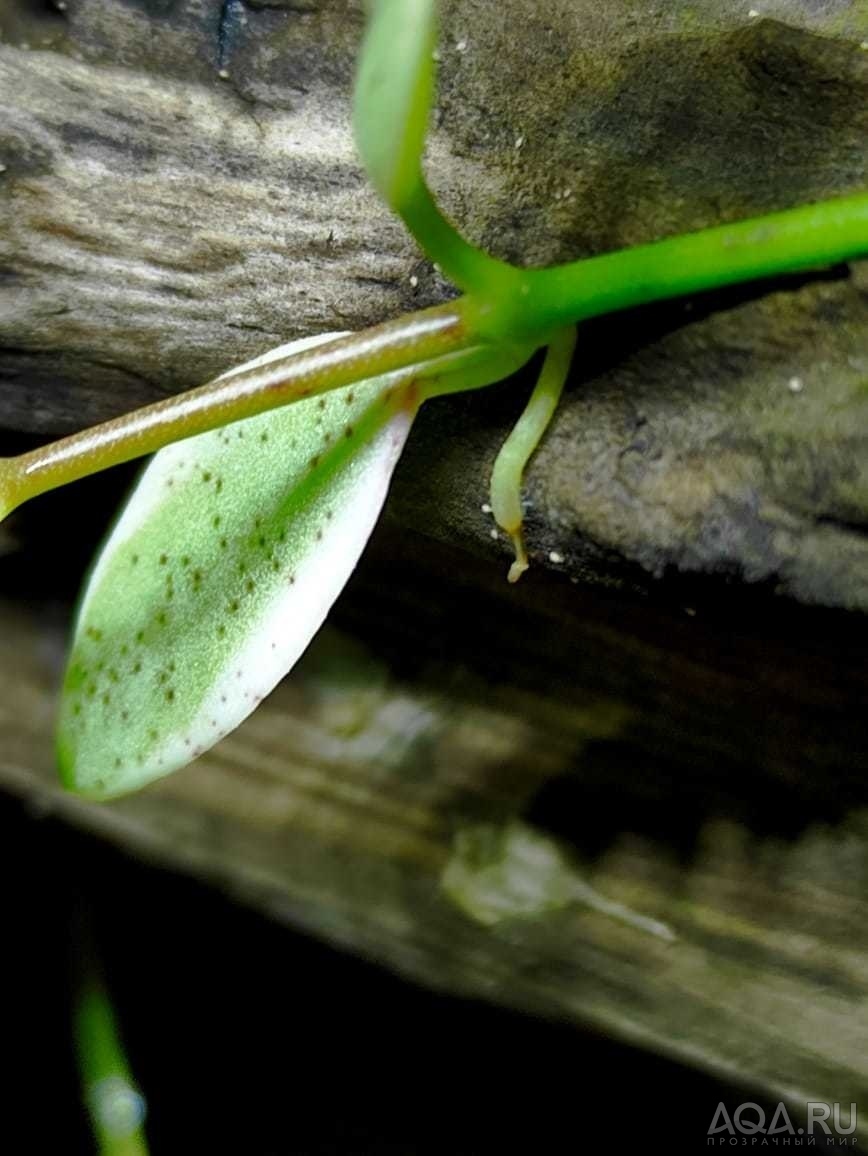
[[55, 728, 108, 801]]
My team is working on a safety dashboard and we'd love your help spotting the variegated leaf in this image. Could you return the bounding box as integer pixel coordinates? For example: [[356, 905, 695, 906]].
[[57, 333, 414, 799]]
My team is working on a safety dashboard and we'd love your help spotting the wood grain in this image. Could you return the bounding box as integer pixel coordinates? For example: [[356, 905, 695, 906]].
[[2, 525, 867, 1123]]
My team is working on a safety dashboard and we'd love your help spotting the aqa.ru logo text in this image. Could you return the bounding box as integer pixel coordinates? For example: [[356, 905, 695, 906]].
[[708, 1102, 858, 1145]]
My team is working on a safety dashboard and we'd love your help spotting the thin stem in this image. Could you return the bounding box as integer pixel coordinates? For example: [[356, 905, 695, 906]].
[[398, 177, 519, 296], [2, 301, 473, 516], [472, 191, 868, 341], [352, 0, 514, 296]]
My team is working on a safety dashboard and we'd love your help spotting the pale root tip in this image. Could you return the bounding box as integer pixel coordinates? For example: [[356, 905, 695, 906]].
[[506, 529, 529, 584], [507, 559, 528, 584]]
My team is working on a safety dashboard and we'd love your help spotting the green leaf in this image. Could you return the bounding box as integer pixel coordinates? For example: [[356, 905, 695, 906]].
[[57, 333, 415, 799], [353, 0, 436, 211]]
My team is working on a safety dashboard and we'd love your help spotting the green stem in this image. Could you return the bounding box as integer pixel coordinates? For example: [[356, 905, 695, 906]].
[[473, 191, 868, 341], [419, 339, 536, 400], [2, 193, 867, 522], [398, 177, 519, 295]]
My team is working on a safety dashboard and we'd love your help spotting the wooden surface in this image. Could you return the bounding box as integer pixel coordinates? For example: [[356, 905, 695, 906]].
[[2, 523, 868, 1124]]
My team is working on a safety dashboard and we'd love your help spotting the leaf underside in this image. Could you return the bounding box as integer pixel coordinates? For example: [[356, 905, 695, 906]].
[[57, 333, 414, 799]]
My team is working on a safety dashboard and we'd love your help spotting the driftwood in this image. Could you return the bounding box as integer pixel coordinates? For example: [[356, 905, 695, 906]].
[[2, 530, 868, 1127], [2, 0, 868, 1125]]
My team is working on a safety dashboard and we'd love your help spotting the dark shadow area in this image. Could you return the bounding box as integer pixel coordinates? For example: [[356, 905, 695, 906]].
[[341, 526, 868, 850], [2, 791, 820, 1155], [524, 741, 857, 870]]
